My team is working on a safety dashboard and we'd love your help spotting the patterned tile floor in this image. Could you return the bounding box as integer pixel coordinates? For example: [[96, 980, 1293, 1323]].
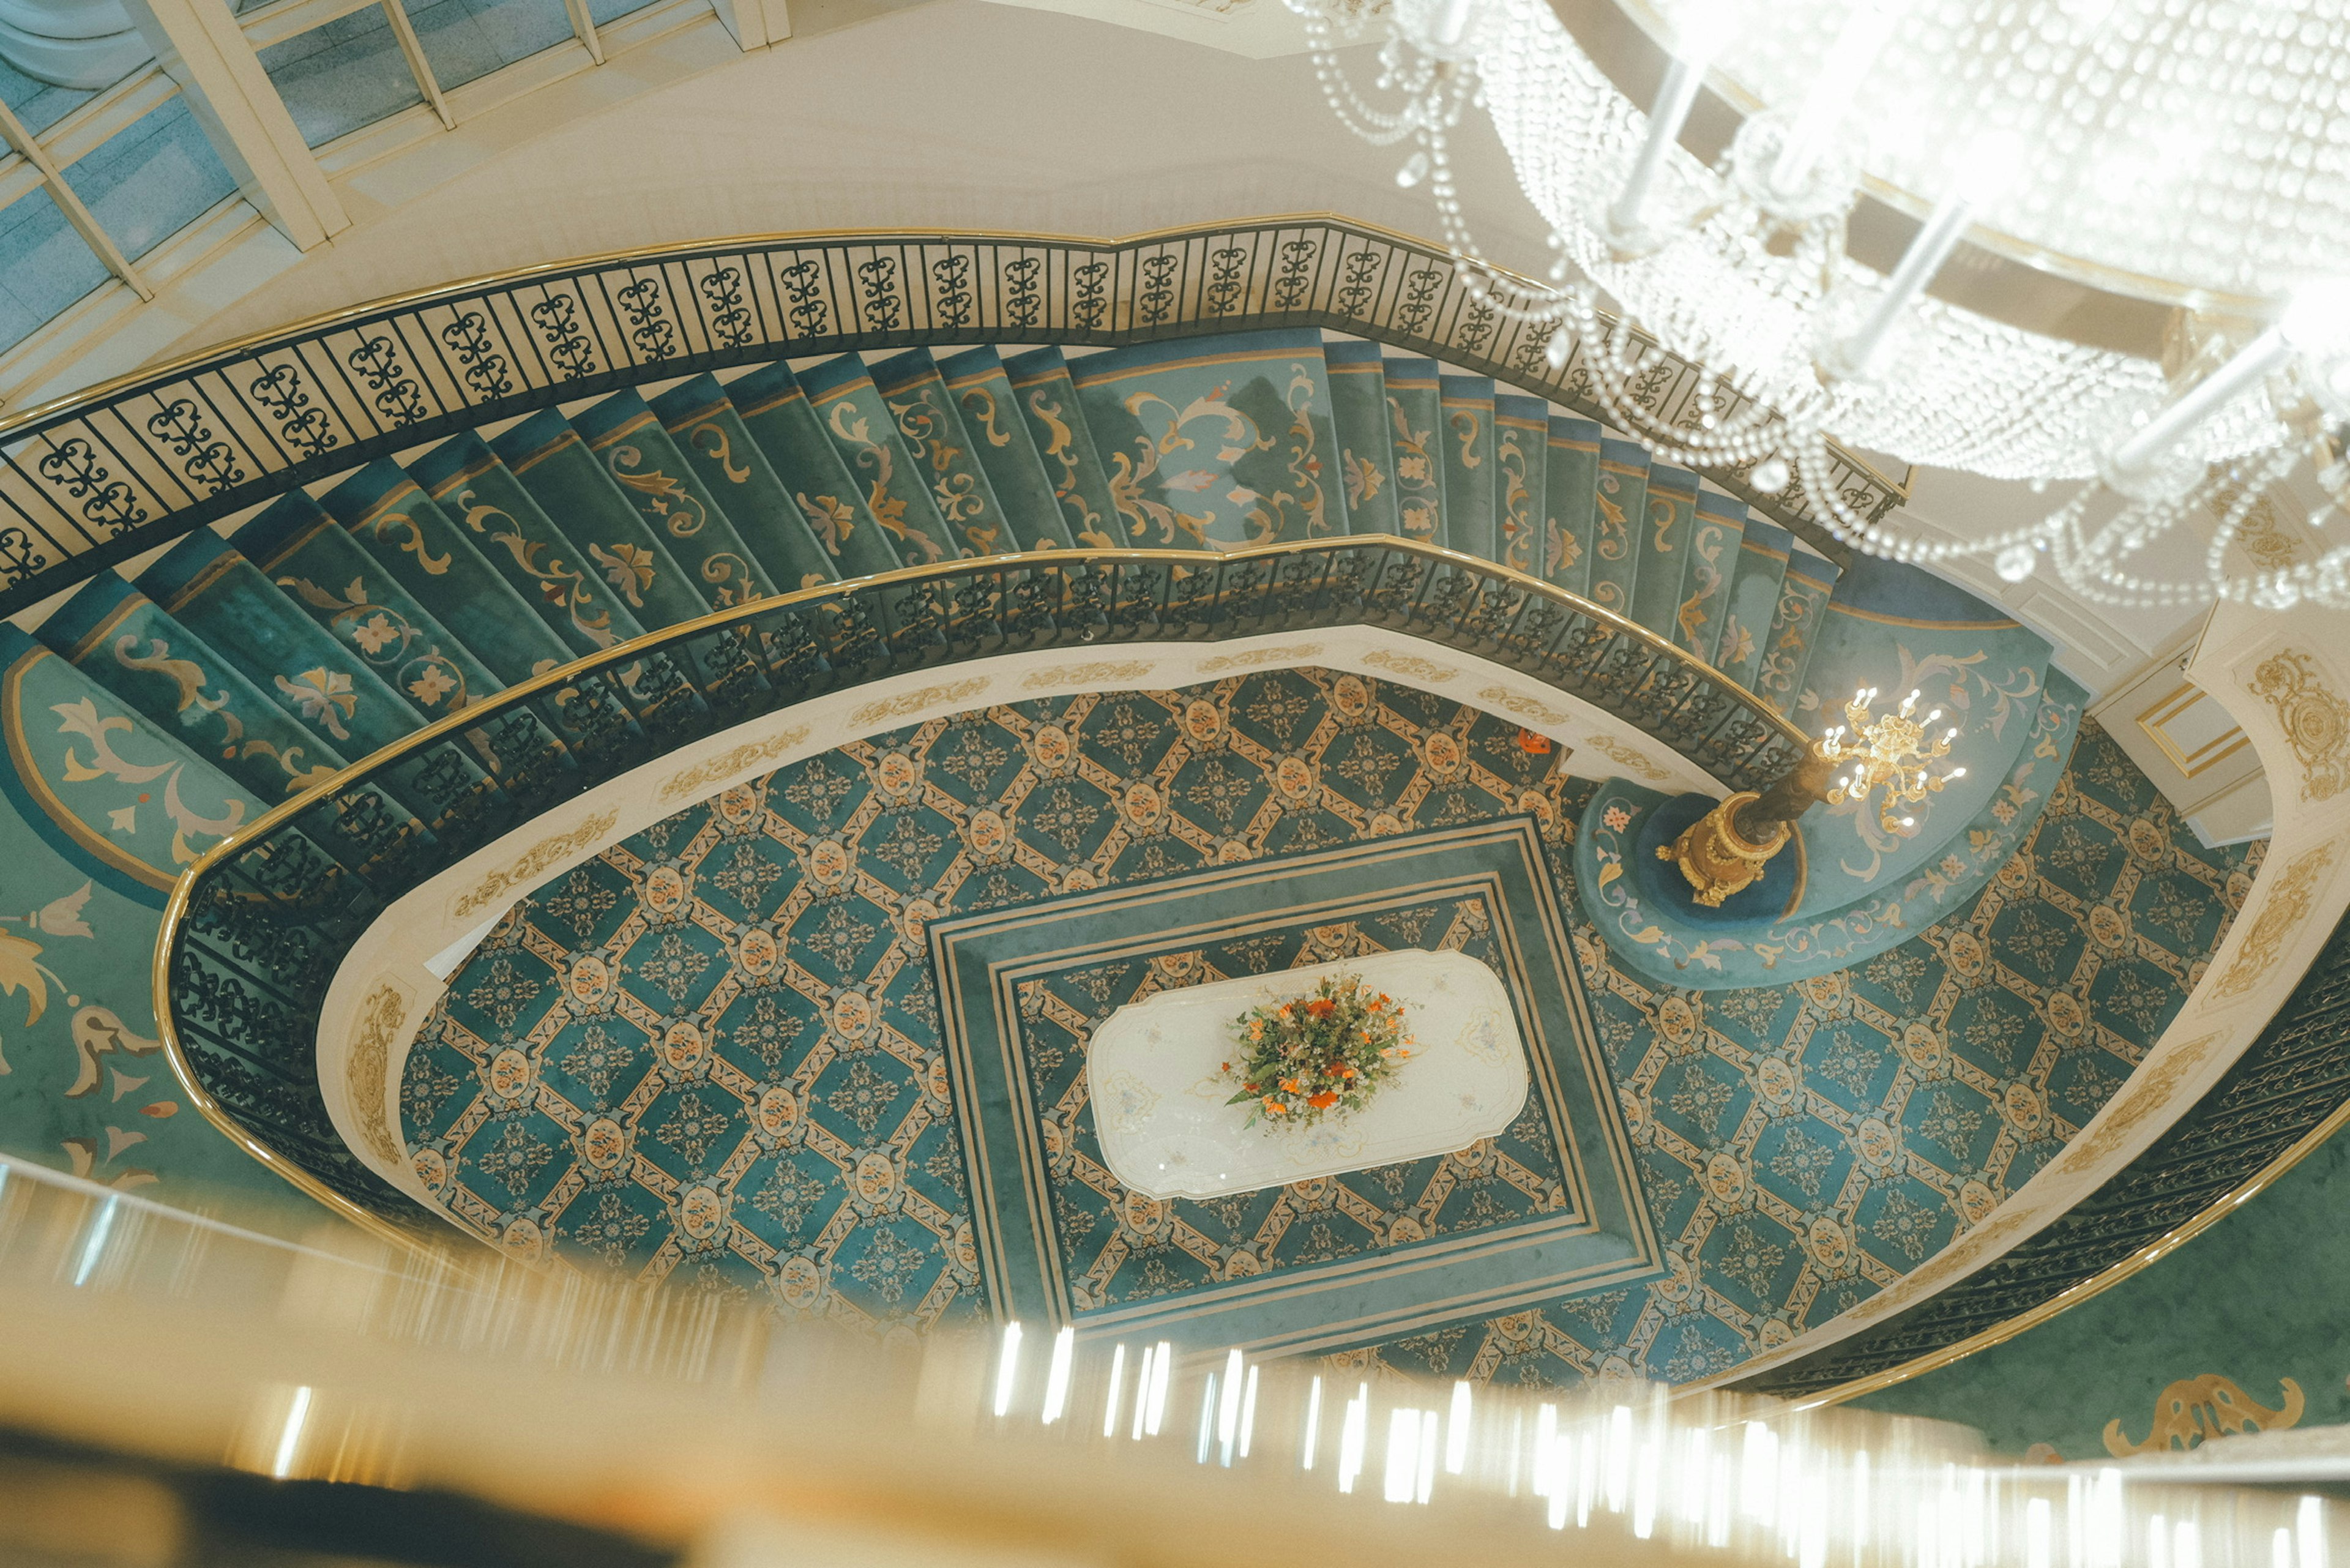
[[405, 670, 2259, 1387]]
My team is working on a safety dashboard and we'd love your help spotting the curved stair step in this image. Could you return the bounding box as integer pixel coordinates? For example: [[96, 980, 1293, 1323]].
[[406, 432, 651, 659], [799, 353, 958, 566], [1628, 462, 1699, 638], [1754, 549, 1843, 717], [1494, 394, 1548, 578], [649, 375, 840, 592], [933, 347, 1079, 553], [570, 390, 778, 610], [0, 622, 264, 898], [723, 360, 900, 578], [1002, 346, 1121, 550], [869, 349, 1021, 559], [1320, 339, 1398, 538], [1069, 329, 1348, 548], [1436, 373, 1497, 561], [133, 532, 486, 831], [1674, 490, 1748, 658], [1710, 518, 1794, 688], [1588, 435, 1647, 622], [489, 411, 710, 630], [1542, 416, 1601, 599]]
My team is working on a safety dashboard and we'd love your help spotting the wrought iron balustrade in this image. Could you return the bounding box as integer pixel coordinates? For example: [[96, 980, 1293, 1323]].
[[0, 218, 1903, 620], [155, 538, 1808, 1238]]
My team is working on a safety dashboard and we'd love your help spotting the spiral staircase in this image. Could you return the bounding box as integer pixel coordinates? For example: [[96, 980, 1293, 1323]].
[[7, 225, 2335, 1425]]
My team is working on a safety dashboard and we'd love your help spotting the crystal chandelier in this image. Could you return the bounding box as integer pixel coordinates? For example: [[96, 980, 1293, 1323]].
[[1292, 0, 2350, 610]]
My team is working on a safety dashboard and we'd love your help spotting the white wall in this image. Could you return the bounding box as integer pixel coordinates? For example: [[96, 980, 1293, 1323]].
[[170, 0, 1557, 356]]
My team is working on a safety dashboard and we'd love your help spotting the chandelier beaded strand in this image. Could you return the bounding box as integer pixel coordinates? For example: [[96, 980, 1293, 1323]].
[[1291, 0, 2350, 611]]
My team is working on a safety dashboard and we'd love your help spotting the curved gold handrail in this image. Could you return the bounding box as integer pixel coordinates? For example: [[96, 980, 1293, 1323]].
[[152, 534, 1802, 1249]]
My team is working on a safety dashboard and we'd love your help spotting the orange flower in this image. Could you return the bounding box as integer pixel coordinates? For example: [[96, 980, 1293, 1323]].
[[1307, 1091, 1338, 1109], [1263, 1099, 1287, 1114], [1307, 998, 1336, 1018]]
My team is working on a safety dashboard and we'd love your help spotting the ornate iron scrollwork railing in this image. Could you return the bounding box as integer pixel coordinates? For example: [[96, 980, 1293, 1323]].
[[1733, 902, 2350, 1401], [0, 218, 1904, 619], [155, 538, 1809, 1238]]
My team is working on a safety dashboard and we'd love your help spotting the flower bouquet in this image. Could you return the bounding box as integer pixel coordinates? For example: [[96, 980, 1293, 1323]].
[[1221, 972, 1414, 1129]]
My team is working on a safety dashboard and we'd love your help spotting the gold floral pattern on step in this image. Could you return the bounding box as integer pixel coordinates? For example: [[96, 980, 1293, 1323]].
[[2247, 648, 2350, 801], [657, 726, 812, 806], [348, 982, 406, 1164], [1197, 644, 1322, 674], [849, 677, 991, 728], [2103, 1374, 2303, 1456], [452, 811, 621, 920], [2210, 842, 2337, 1001]]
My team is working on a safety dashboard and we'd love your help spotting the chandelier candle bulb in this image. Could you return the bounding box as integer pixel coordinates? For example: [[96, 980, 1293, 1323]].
[[1428, 0, 1475, 48], [1770, 0, 1906, 196], [2106, 329, 2296, 483], [1608, 47, 1712, 239]]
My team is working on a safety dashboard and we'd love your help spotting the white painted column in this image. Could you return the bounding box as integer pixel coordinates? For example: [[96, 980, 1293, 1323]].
[[712, 0, 788, 51], [116, 0, 347, 249]]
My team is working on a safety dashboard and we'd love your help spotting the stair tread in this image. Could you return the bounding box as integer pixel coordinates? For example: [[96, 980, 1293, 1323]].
[[1589, 436, 1649, 624], [1543, 416, 1601, 600], [798, 354, 959, 566], [245, 488, 512, 715], [1710, 518, 1791, 686], [1629, 463, 1699, 643], [1001, 346, 1120, 550], [38, 570, 356, 802], [1436, 375, 1498, 562], [869, 349, 1020, 560], [571, 390, 779, 610], [1322, 340, 1398, 538], [1379, 356, 1445, 550], [726, 360, 903, 580], [1494, 394, 1548, 580], [934, 346, 1078, 553], [407, 431, 651, 659], [490, 409, 711, 631], [1069, 329, 1346, 548], [1673, 490, 1748, 658], [0, 622, 264, 898], [650, 374, 841, 593]]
